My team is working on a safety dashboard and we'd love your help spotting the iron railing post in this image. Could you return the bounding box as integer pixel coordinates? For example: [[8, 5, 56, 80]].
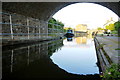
[[27, 18, 30, 39], [9, 14, 14, 39]]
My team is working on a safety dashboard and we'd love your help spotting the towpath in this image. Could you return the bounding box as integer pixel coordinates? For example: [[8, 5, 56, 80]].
[[95, 36, 120, 64]]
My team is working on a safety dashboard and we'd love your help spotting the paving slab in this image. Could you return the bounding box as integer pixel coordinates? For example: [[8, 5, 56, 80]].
[[96, 36, 120, 64]]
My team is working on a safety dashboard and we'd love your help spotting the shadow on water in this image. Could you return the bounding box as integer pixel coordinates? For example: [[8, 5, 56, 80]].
[[2, 35, 101, 80]]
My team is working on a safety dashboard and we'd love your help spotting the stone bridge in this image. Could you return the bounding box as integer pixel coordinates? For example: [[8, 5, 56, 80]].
[[1, 2, 120, 46], [3, 2, 119, 22], [1, 2, 120, 79]]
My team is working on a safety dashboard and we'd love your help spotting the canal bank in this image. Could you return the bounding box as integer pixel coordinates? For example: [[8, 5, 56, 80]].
[[2, 36, 63, 47], [94, 36, 119, 73]]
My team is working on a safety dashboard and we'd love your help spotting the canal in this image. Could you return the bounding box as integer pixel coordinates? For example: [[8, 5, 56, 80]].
[[2, 35, 101, 80]]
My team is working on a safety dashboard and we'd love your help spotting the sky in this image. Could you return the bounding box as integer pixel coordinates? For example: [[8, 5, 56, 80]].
[[53, 3, 119, 29]]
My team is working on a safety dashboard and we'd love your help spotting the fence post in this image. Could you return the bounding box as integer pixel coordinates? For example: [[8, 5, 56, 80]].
[[33, 27, 35, 39], [56, 25, 59, 37], [9, 14, 14, 40], [39, 22, 41, 38], [27, 18, 29, 39], [10, 50, 14, 72], [27, 46, 30, 65], [52, 23, 54, 37]]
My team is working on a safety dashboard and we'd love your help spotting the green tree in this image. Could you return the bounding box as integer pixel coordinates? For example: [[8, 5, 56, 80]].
[[56, 20, 64, 27], [48, 18, 56, 24], [68, 27, 73, 30], [48, 18, 64, 29], [105, 24, 115, 31], [48, 18, 64, 35], [97, 27, 104, 30], [114, 21, 120, 31]]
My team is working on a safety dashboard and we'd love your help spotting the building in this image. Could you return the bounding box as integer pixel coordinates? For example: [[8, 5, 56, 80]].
[[75, 24, 87, 33]]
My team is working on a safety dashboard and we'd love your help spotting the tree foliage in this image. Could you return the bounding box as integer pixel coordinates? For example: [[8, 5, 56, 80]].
[[97, 27, 104, 30], [68, 27, 73, 30], [48, 18, 65, 34], [114, 21, 120, 31], [48, 18, 64, 29], [105, 24, 115, 31]]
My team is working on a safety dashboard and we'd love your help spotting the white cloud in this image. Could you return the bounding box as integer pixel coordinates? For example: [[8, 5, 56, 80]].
[[53, 3, 119, 29]]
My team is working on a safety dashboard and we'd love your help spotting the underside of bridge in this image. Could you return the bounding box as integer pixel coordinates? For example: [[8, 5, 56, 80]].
[[3, 2, 119, 21], [1, 2, 120, 77], [1, 2, 119, 46]]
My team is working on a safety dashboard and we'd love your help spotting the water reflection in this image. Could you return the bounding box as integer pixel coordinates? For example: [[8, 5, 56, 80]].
[[2, 34, 100, 79], [67, 37, 73, 41], [51, 34, 99, 75], [2, 40, 64, 79], [75, 37, 87, 44]]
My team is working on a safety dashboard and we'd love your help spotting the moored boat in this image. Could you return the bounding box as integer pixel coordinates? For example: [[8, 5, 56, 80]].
[[64, 29, 74, 37]]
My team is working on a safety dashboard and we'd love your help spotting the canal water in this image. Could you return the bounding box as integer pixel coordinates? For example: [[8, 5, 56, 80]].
[[51, 36, 99, 75], [2, 35, 100, 80]]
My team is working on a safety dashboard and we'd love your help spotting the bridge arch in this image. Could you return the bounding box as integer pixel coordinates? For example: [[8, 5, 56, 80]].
[[3, 2, 119, 22], [48, 2, 119, 22], [2, 2, 119, 46]]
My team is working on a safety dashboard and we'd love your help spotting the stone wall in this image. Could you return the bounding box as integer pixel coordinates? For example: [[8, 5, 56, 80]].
[[2, 11, 48, 41]]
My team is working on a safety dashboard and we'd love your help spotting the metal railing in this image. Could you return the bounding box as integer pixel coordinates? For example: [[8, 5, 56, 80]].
[[1, 12, 64, 41]]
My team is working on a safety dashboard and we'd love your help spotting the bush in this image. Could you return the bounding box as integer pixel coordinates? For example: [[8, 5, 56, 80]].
[[114, 21, 120, 31], [102, 64, 120, 80], [111, 30, 118, 34]]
